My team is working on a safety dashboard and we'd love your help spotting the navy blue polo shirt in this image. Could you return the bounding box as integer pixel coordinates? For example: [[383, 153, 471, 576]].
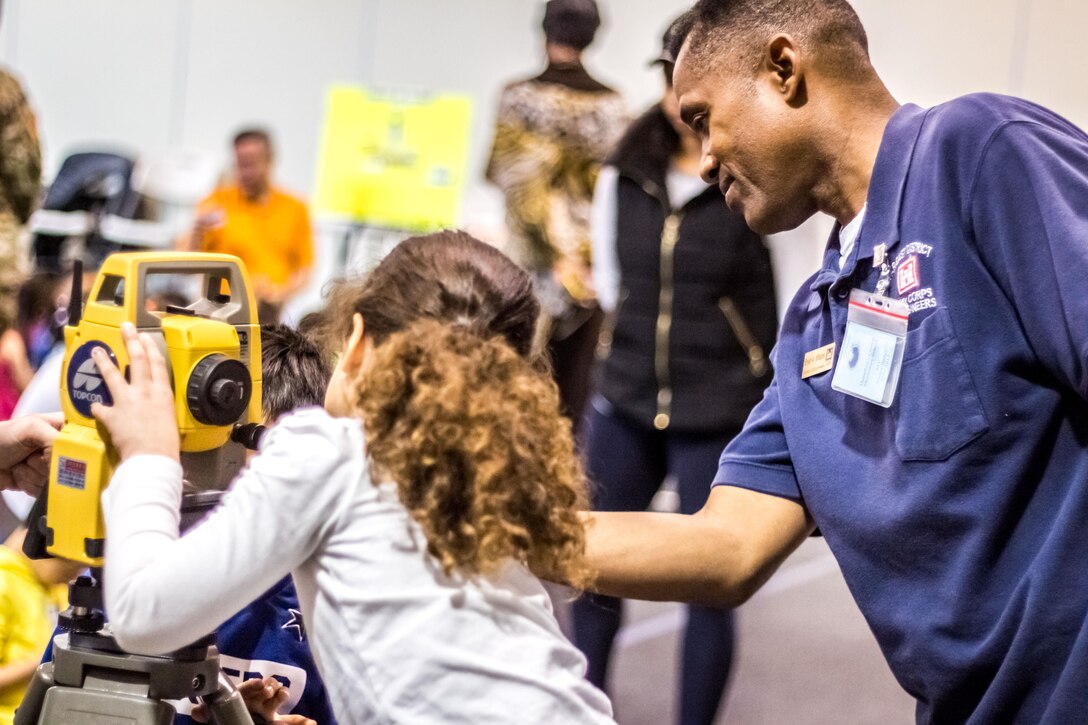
[[715, 94, 1088, 723]]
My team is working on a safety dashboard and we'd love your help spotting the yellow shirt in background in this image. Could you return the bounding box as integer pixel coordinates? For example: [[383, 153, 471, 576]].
[[198, 185, 314, 296], [0, 547, 61, 724]]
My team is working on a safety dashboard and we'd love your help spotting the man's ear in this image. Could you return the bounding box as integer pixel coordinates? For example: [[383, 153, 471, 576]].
[[764, 34, 805, 105], [340, 313, 367, 376]]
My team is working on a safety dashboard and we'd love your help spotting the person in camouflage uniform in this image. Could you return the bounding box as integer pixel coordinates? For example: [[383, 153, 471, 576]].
[[0, 67, 41, 333]]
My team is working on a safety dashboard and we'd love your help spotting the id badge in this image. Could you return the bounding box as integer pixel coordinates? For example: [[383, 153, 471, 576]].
[[831, 289, 909, 407]]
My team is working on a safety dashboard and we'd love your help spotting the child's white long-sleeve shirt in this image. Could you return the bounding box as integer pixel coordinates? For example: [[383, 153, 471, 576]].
[[102, 407, 615, 724]]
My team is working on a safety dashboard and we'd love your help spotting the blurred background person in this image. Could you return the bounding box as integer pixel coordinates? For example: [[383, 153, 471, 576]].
[[0, 527, 81, 725], [0, 312, 32, 423], [486, 0, 626, 430], [0, 50, 43, 425], [0, 59, 41, 344], [185, 128, 314, 324], [571, 15, 777, 725], [15, 273, 64, 373]]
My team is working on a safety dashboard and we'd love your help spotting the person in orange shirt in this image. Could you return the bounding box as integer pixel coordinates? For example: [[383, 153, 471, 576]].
[[189, 129, 314, 323]]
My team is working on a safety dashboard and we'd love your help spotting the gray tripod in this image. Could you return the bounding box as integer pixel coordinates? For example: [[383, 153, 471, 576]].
[[14, 573, 255, 725], [14, 484, 267, 725]]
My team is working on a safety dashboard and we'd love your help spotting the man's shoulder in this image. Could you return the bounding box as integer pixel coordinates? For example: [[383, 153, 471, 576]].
[[270, 187, 309, 214], [925, 93, 1083, 146], [203, 185, 236, 206], [500, 73, 621, 105]]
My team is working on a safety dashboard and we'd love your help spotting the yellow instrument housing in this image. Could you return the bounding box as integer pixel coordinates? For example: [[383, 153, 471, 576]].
[[46, 252, 261, 566]]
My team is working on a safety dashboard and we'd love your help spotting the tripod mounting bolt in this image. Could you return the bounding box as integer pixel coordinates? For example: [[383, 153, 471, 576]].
[[59, 607, 105, 633]]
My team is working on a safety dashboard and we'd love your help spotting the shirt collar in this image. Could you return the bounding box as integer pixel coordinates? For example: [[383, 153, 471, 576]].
[[810, 103, 928, 292]]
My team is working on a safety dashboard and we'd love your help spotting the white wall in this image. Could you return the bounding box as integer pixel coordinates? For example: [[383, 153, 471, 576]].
[[2, 0, 1086, 309], [0, 0, 688, 196]]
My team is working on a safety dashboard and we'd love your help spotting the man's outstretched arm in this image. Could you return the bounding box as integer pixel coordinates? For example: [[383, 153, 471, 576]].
[[583, 485, 814, 607]]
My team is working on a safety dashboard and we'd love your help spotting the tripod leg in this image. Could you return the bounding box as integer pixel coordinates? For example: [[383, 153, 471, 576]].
[[13, 662, 53, 725], [201, 672, 256, 725]]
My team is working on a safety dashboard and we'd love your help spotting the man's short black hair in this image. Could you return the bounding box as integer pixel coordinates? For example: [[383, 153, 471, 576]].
[[232, 127, 273, 153], [682, 0, 870, 80], [260, 323, 332, 423], [659, 12, 698, 86], [542, 0, 601, 51]]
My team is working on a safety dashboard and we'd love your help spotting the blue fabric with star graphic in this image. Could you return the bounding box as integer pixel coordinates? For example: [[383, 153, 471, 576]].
[[175, 576, 336, 724], [42, 577, 335, 724]]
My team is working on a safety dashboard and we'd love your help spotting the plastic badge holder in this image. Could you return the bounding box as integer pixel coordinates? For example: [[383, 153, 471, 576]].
[[831, 289, 910, 408]]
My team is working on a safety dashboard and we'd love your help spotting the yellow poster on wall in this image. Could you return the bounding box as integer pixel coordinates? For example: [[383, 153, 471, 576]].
[[313, 86, 472, 230]]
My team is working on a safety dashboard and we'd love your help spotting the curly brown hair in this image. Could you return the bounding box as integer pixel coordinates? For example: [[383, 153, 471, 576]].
[[323, 231, 593, 588]]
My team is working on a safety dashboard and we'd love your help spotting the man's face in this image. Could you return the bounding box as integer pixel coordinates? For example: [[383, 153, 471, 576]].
[[233, 138, 272, 199], [673, 41, 819, 234]]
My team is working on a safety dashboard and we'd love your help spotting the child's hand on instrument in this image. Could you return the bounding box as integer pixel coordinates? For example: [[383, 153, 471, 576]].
[[190, 675, 307, 723], [193, 675, 316, 724], [237, 676, 289, 720], [90, 322, 180, 462]]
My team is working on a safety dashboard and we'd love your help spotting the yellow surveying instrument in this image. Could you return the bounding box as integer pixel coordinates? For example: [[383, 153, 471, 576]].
[[17, 252, 265, 725], [41, 251, 262, 565]]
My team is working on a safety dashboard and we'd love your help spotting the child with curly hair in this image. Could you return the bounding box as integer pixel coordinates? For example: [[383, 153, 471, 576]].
[[90, 231, 614, 723]]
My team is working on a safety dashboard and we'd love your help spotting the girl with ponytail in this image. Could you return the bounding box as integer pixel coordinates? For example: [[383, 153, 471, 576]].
[[95, 231, 615, 723]]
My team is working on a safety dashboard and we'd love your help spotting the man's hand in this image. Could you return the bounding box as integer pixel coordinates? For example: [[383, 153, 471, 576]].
[[191, 208, 224, 242], [0, 412, 63, 495], [178, 208, 224, 252], [90, 323, 180, 463], [191, 676, 315, 724]]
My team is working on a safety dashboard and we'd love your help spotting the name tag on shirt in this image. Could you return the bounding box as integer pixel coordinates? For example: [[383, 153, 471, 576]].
[[802, 343, 836, 379], [831, 290, 909, 407]]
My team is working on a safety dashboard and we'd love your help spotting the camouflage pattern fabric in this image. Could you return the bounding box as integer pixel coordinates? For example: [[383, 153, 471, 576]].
[[0, 68, 42, 330], [486, 78, 625, 273]]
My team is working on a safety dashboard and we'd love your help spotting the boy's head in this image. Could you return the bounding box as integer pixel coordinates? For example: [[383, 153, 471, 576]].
[[260, 323, 332, 424]]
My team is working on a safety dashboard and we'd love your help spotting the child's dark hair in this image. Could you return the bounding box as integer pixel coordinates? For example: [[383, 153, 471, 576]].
[[322, 230, 592, 588], [260, 323, 332, 423]]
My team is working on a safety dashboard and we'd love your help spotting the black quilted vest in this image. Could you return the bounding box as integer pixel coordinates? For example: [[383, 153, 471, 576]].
[[598, 105, 778, 433]]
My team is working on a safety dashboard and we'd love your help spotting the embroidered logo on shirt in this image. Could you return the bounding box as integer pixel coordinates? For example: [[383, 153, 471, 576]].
[[282, 608, 306, 642], [897, 255, 921, 295], [891, 243, 939, 314]]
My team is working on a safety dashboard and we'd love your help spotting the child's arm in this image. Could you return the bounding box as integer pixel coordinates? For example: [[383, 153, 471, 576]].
[[0, 657, 40, 690], [92, 325, 363, 656]]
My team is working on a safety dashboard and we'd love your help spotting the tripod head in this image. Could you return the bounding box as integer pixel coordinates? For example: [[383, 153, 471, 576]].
[[13, 493, 262, 725]]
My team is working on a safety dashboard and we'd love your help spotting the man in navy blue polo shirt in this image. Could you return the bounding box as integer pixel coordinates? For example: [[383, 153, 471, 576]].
[[580, 2, 1088, 723]]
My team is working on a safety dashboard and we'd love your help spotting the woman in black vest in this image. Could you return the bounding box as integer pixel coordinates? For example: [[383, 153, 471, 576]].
[[571, 17, 778, 725]]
